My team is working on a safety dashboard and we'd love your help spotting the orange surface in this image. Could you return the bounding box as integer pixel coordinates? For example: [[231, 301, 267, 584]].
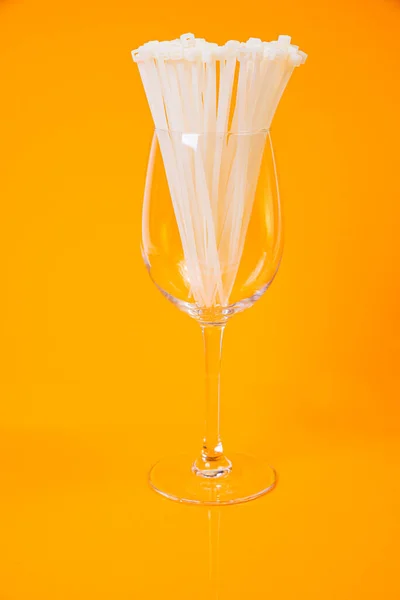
[[0, 0, 400, 597]]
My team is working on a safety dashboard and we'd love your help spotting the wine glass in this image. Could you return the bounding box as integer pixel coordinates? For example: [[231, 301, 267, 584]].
[[142, 128, 282, 505]]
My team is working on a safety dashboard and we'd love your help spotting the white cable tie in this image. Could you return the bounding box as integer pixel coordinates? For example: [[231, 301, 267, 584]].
[[181, 33, 196, 48], [246, 37, 262, 46], [298, 50, 308, 64], [278, 35, 291, 45], [224, 40, 240, 59], [131, 48, 140, 60], [157, 41, 170, 59], [169, 46, 183, 60], [213, 45, 225, 60], [288, 50, 302, 66], [202, 48, 214, 63], [180, 32, 195, 41], [138, 46, 154, 60], [184, 47, 201, 61]]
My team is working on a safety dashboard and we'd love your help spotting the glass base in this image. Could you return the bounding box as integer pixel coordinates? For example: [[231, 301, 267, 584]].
[[149, 453, 276, 505]]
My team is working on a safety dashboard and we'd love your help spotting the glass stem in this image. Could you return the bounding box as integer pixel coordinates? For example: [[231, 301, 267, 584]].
[[193, 324, 232, 478]]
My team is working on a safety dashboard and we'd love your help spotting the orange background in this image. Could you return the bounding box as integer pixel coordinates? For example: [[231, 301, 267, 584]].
[[0, 0, 399, 598]]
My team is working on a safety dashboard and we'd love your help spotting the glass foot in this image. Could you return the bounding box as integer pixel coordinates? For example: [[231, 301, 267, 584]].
[[149, 453, 276, 505]]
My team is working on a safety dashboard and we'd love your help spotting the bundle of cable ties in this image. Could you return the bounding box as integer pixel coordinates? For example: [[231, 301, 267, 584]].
[[132, 33, 307, 307]]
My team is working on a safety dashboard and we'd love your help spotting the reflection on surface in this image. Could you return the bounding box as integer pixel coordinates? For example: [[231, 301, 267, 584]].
[[208, 509, 221, 600], [0, 429, 398, 599]]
